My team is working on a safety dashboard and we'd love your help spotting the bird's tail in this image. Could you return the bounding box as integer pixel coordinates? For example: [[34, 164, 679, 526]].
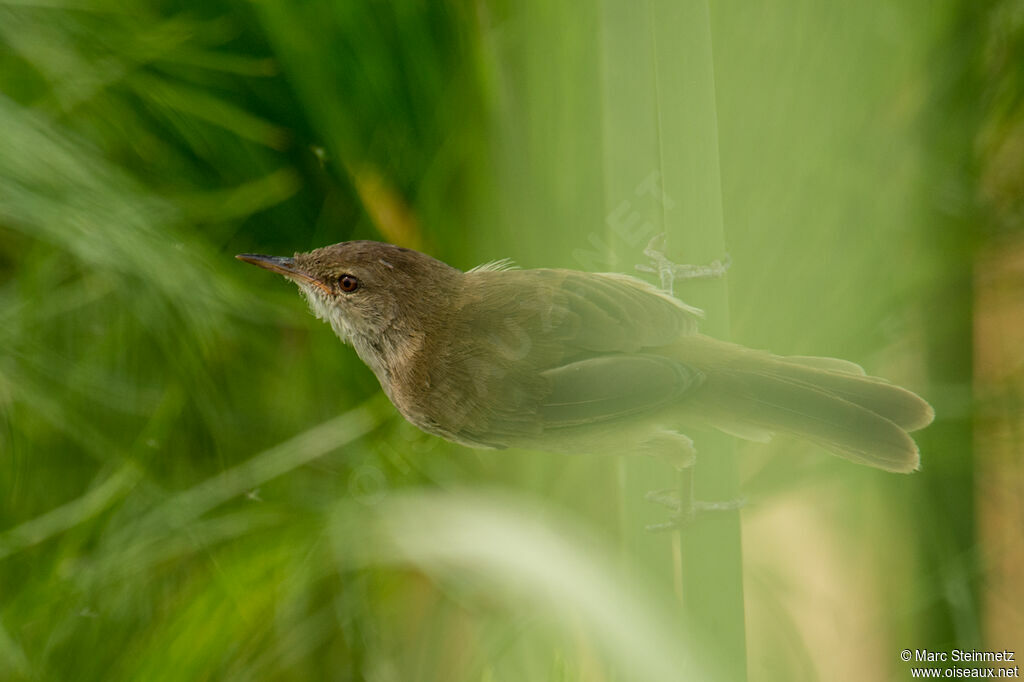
[[679, 336, 935, 472]]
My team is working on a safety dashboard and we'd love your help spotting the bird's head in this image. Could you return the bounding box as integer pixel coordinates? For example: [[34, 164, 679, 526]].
[[237, 240, 461, 347]]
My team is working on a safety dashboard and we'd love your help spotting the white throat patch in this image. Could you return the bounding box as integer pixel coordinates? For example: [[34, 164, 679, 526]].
[[295, 282, 353, 344]]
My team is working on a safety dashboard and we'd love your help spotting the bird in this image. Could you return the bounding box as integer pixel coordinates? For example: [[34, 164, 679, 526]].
[[237, 240, 934, 476]]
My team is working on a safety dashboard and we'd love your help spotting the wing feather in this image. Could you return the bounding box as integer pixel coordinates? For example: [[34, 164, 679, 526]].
[[540, 354, 703, 427], [436, 268, 701, 442]]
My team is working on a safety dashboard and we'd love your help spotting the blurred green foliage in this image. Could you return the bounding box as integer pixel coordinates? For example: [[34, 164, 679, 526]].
[[1, 0, 1018, 680]]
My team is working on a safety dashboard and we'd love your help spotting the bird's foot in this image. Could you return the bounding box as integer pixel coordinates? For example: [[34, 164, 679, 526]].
[[640, 429, 742, 531], [644, 488, 746, 532], [635, 233, 731, 295]]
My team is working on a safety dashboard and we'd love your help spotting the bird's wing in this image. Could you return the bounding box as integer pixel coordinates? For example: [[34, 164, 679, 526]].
[[539, 354, 703, 427], [556, 270, 703, 351], [462, 268, 703, 353], [434, 269, 705, 444]]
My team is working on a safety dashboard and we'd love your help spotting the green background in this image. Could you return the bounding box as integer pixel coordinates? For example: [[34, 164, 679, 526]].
[[1, 0, 1020, 680]]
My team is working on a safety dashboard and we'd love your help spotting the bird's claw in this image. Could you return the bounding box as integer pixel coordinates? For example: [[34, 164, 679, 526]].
[[636, 233, 731, 295], [645, 487, 683, 511], [644, 490, 746, 533]]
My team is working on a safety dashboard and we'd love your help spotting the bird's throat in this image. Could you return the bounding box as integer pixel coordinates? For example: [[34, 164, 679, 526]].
[[296, 282, 419, 387]]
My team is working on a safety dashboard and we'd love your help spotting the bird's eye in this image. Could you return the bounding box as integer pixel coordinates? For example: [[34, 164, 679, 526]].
[[338, 274, 360, 293]]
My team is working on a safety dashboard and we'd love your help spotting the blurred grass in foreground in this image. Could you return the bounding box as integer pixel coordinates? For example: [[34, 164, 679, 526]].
[[1, 0, 1021, 680]]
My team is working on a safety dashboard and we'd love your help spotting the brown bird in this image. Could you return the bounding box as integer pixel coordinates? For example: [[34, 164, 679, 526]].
[[237, 241, 934, 473]]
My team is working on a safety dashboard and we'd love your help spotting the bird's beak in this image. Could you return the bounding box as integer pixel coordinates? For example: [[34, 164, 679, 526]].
[[235, 253, 332, 294]]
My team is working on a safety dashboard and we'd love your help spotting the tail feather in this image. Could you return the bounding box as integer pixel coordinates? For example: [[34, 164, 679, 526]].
[[717, 369, 921, 472], [772, 358, 935, 432], [786, 355, 867, 375], [679, 336, 934, 473]]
